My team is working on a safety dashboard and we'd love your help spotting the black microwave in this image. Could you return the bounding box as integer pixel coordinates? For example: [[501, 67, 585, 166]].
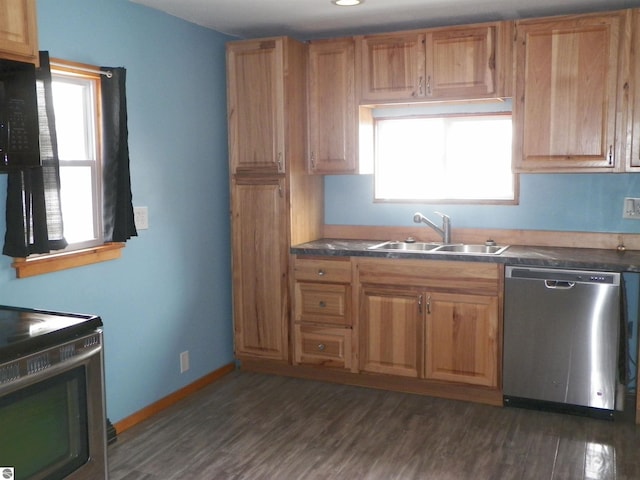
[[0, 58, 40, 172]]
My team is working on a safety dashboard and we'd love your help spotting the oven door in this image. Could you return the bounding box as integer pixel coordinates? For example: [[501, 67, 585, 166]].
[[0, 331, 107, 480]]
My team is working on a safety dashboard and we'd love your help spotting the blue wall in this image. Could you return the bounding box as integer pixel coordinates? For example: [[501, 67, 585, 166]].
[[0, 0, 235, 422]]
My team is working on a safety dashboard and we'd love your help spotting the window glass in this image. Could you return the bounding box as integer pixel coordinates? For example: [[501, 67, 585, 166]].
[[51, 66, 103, 249], [373, 103, 515, 203]]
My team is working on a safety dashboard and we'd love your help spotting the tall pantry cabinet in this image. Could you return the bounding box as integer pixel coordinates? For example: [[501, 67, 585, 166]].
[[226, 37, 323, 363]]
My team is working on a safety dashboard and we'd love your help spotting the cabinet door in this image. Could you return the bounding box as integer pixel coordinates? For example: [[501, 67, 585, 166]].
[[0, 0, 38, 64], [358, 33, 426, 102], [513, 14, 622, 171], [227, 39, 285, 174], [308, 39, 357, 174], [425, 292, 499, 387], [231, 177, 288, 360], [359, 286, 423, 377], [425, 25, 497, 99]]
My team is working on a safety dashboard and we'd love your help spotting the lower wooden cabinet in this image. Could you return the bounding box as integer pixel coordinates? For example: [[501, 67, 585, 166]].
[[359, 286, 424, 377], [286, 256, 503, 405], [425, 292, 499, 387], [293, 257, 354, 370]]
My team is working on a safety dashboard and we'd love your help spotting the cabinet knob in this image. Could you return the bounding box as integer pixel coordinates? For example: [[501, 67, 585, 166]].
[[319, 300, 326, 308], [317, 269, 326, 276], [317, 343, 326, 351]]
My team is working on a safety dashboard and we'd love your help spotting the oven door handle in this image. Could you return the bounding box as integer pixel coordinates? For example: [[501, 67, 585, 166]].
[[0, 345, 102, 394]]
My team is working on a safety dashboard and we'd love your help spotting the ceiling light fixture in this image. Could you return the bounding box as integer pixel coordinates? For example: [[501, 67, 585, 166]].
[[332, 0, 363, 6]]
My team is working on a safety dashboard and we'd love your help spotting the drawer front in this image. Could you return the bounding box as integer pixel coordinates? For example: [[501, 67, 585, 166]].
[[295, 283, 351, 326], [294, 325, 352, 369], [294, 258, 352, 283]]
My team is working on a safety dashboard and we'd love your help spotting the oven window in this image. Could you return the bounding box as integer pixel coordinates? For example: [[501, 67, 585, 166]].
[[0, 366, 89, 480]]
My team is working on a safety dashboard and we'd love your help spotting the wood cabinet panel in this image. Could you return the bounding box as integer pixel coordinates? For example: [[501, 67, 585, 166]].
[[294, 257, 352, 283], [358, 22, 510, 103], [308, 38, 357, 173], [295, 283, 351, 326], [513, 13, 624, 171], [425, 293, 499, 387], [231, 178, 288, 360], [227, 39, 285, 174], [358, 32, 426, 102], [0, 0, 38, 64], [359, 286, 423, 378], [294, 324, 352, 369], [425, 26, 496, 98]]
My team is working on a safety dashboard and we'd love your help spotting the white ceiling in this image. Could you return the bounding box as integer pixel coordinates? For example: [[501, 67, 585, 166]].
[[131, 0, 640, 39]]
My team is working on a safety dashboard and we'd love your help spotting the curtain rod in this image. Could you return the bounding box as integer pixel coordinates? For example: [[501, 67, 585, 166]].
[[49, 61, 113, 79]]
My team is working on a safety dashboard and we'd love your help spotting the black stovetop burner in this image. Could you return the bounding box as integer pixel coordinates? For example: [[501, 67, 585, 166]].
[[0, 305, 102, 363]]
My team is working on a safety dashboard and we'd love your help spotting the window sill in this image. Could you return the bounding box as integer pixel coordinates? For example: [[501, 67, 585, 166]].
[[12, 243, 125, 278]]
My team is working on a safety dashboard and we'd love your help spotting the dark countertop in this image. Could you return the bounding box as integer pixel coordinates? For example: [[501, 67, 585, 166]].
[[291, 239, 640, 273]]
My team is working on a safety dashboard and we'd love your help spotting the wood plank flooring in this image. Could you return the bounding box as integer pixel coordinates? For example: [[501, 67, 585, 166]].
[[108, 371, 640, 480]]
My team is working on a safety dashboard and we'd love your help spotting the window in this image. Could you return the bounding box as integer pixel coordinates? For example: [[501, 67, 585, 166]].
[[373, 104, 515, 203], [51, 64, 103, 250]]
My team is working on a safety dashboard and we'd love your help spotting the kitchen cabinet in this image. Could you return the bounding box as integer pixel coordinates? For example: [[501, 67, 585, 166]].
[[626, 10, 640, 171], [0, 0, 38, 65], [357, 21, 511, 103], [307, 38, 358, 174], [227, 38, 286, 175], [231, 177, 288, 360], [513, 11, 627, 172], [227, 37, 323, 363], [424, 292, 499, 387], [356, 258, 502, 387], [359, 286, 424, 377], [293, 257, 354, 370]]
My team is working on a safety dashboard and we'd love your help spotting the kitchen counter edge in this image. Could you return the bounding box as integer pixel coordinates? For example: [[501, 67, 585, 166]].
[[290, 239, 640, 273]]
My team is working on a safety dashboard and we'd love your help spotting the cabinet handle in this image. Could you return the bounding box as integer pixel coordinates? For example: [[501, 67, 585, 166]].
[[310, 152, 316, 170], [426, 75, 432, 96], [319, 300, 326, 308], [608, 145, 613, 166], [418, 76, 423, 96], [418, 295, 423, 313], [277, 152, 283, 172], [426, 295, 431, 314], [317, 269, 326, 276], [317, 343, 326, 351]]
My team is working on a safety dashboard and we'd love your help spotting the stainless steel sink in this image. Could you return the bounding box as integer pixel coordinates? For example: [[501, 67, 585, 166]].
[[432, 244, 509, 255], [368, 241, 441, 252]]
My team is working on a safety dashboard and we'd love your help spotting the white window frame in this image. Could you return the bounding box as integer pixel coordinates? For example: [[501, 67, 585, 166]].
[[51, 62, 104, 251]]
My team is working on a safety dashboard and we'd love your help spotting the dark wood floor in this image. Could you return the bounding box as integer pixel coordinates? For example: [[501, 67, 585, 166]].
[[108, 371, 640, 480]]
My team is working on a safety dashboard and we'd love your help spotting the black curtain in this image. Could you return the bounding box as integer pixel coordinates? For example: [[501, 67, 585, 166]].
[[101, 66, 137, 242], [3, 52, 67, 257]]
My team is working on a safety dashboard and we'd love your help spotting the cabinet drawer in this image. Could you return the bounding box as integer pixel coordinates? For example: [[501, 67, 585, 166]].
[[294, 257, 352, 283], [295, 283, 351, 326], [294, 325, 352, 369]]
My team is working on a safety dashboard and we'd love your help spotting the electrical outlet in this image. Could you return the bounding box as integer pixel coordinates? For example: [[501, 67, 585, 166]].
[[622, 198, 640, 220], [134, 206, 149, 230], [180, 351, 189, 373]]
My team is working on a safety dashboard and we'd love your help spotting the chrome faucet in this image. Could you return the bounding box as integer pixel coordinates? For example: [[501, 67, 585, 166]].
[[413, 211, 451, 244]]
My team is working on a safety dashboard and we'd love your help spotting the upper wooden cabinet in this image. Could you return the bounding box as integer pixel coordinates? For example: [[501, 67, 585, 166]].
[[357, 21, 512, 103], [307, 38, 358, 174], [513, 11, 627, 172], [227, 38, 286, 174], [0, 0, 38, 65]]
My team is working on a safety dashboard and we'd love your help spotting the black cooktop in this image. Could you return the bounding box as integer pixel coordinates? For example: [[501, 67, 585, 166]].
[[0, 305, 102, 363]]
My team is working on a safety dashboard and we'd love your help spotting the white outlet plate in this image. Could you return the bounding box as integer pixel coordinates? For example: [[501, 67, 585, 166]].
[[134, 206, 149, 229], [623, 197, 640, 220], [180, 351, 189, 373]]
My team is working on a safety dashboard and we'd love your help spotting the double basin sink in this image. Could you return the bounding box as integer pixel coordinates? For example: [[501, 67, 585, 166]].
[[368, 241, 510, 255]]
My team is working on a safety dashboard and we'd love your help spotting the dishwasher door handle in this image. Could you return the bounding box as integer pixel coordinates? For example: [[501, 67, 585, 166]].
[[544, 280, 576, 289]]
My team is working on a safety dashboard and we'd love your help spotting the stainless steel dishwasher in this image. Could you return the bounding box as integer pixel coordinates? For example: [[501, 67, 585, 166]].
[[503, 266, 621, 418]]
